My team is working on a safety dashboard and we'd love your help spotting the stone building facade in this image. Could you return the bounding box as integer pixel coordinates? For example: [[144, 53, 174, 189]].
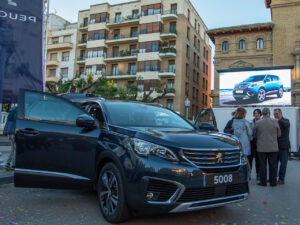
[[208, 0, 300, 107]]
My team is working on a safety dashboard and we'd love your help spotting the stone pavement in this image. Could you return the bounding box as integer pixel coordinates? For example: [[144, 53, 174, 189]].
[[0, 136, 13, 185]]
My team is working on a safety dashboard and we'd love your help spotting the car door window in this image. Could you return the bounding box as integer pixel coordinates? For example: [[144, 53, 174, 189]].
[[23, 91, 85, 126], [195, 109, 216, 128]]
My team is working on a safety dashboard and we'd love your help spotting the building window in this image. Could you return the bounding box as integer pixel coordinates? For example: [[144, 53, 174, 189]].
[[132, 10, 139, 19], [141, 4, 162, 16], [206, 80, 208, 90], [62, 52, 69, 61], [170, 22, 177, 33], [168, 60, 175, 72], [167, 79, 174, 89], [187, 9, 190, 22], [131, 27, 138, 37], [186, 45, 190, 58], [139, 41, 160, 53], [203, 78, 205, 89], [63, 35, 71, 43], [197, 40, 200, 51], [193, 87, 195, 99], [202, 93, 205, 104], [187, 27, 190, 40], [222, 41, 229, 51], [239, 40, 246, 50], [50, 53, 57, 60], [52, 37, 59, 44], [185, 82, 189, 97], [167, 99, 174, 110], [115, 13, 122, 23], [138, 84, 144, 92], [140, 22, 162, 34], [193, 52, 196, 65], [194, 19, 197, 29], [112, 64, 118, 75], [129, 63, 136, 75], [186, 63, 189, 77], [113, 29, 120, 39], [171, 4, 177, 14], [49, 69, 56, 77], [61, 68, 68, 77], [257, 38, 264, 49]]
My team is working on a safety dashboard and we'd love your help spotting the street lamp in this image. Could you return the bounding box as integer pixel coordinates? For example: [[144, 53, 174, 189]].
[[184, 98, 190, 120]]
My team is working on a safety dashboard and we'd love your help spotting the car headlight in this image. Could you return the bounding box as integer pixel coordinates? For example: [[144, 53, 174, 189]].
[[248, 83, 257, 87], [131, 138, 179, 162], [240, 152, 248, 164]]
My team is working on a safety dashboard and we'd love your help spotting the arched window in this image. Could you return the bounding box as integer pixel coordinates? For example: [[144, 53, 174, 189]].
[[257, 38, 264, 49], [222, 41, 229, 51], [239, 40, 246, 50]]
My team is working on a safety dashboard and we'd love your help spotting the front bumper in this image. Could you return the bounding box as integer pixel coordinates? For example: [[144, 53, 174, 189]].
[[233, 88, 257, 98], [125, 155, 250, 214]]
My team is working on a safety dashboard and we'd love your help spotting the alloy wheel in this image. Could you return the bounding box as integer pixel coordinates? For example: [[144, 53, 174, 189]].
[[278, 88, 283, 97], [99, 170, 119, 216], [257, 89, 266, 102]]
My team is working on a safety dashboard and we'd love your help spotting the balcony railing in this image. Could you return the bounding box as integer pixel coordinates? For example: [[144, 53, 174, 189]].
[[79, 38, 87, 44], [106, 51, 137, 58], [141, 9, 162, 17], [107, 33, 138, 41], [160, 47, 176, 54], [77, 56, 86, 61], [104, 70, 137, 77], [162, 9, 178, 15], [107, 15, 140, 24], [80, 22, 88, 28], [160, 68, 176, 73], [88, 36, 106, 41]]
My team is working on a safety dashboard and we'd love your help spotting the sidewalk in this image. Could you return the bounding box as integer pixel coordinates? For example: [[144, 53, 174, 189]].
[[0, 136, 14, 185]]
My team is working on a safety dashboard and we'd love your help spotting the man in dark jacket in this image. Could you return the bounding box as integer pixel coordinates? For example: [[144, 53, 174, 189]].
[[274, 108, 290, 184], [3, 106, 17, 170]]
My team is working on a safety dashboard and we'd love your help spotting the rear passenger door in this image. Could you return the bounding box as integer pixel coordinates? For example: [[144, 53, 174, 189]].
[[15, 90, 100, 189]]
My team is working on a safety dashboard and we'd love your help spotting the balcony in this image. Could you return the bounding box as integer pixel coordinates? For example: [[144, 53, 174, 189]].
[[46, 75, 58, 83], [103, 70, 137, 79], [107, 15, 140, 27], [161, 10, 178, 20], [47, 60, 59, 67], [160, 30, 177, 39], [48, 42, 73, 51], [106, 34, 138, 45], [78, 38, 87, 47], [105, 51, 138, 62], [79, 22, 88, 30], [77, 56, 86, 64], [159, 47, 176, 58], [158, 68, 176, 77]]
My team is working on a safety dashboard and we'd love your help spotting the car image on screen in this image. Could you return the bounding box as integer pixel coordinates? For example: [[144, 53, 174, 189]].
[[233, 74, 284, 102]]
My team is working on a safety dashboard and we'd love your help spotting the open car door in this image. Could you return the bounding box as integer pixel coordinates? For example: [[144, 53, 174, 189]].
[[194, 108, 218, 132], [14, 89, 100, 189]]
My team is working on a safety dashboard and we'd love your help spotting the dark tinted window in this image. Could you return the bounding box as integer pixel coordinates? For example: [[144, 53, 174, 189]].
[[104, 102, 194, 129], [271, 75, 279, 81], [24, 92, 84, 125], [244, 75, 265, 82]]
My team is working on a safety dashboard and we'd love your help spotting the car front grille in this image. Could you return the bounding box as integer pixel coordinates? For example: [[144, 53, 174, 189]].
[[183, 149, 241, 167], [147, 179, 178, 202], [178, 183, 248, 203], [236, 85, 248, 90]]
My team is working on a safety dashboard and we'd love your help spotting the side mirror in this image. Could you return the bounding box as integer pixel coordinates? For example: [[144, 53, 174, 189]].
[[76, 114, 97, 129], [198, 122, 218, 132]]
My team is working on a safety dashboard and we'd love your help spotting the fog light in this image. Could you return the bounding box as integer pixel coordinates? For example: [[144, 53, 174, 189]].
[[146, 192, 154, 200]]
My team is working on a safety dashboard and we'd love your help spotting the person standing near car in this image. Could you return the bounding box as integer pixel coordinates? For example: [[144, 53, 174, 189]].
[[232, 107, 252, 160], [254, 108, 281, 187], [3, 106, 17, 170], [273, 108, 290, 185], [249, 109, 262, 180]]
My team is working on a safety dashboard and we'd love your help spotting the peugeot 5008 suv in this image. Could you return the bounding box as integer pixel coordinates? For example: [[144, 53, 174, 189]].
[[15, 90, 249, 223], [233, 74, 283, 102]]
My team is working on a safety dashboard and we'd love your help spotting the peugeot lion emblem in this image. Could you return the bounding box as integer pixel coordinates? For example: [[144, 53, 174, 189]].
[[216, 153, 223, 163]]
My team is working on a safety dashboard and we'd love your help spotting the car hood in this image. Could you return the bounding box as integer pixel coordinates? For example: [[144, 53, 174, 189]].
[[109, 125, 240, 149]]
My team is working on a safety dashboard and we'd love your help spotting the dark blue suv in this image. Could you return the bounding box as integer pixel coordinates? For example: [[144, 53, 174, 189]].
[[233, 74, 283, 102], [14, 90, 249, 223]]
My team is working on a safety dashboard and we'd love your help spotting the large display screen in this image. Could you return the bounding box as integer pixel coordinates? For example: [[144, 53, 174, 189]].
[[219, 68, 292, 106]]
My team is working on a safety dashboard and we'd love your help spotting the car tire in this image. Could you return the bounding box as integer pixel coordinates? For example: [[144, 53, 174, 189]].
[[277, 87, 284, 98], [257, 88, 266, 102], [97, 162, 131, 223]]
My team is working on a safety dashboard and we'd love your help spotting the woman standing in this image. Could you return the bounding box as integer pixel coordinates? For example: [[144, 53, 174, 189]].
[[250, 109, 262, 180], [232, 107, 253, 161]]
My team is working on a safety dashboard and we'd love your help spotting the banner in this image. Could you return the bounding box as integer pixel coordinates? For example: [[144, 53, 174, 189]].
[[0, 0, 43, 104]]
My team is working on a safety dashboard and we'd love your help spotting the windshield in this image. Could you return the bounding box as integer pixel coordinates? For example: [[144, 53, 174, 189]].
[[244, 75, 265, 82], [104, 102, 195, 129]]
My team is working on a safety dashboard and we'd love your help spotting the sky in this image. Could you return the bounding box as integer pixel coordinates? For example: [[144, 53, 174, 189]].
[[49, 0, 272, 89]]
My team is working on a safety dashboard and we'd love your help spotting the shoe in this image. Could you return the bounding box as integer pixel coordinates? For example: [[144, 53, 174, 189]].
[[278, 180, 285, 185], [257, 182, 267, 186]]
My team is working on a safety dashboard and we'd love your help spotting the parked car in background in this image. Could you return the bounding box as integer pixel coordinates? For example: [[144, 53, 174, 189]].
[[14, 90, 249, 223], [233, 74, 284, 102]]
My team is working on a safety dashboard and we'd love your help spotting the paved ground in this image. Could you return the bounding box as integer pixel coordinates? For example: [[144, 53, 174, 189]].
[[0, 160, 300, 225], [220, 92, 291, 106]]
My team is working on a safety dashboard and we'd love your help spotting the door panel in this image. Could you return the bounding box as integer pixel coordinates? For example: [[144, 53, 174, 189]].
[[15, 90, 100, 189]]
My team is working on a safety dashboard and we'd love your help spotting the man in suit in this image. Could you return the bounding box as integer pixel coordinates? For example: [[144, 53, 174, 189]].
[[274, 108, 290, 184], [253, 108, 281, 187]]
